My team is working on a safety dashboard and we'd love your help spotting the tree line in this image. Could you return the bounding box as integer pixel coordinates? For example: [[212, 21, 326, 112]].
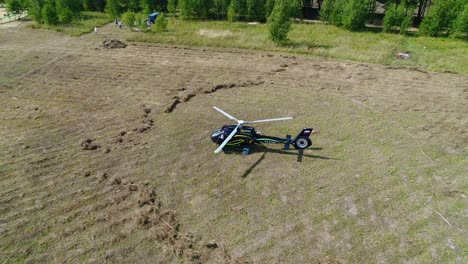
[[3, 0, 467, 38], [320, 0, 467, 37]]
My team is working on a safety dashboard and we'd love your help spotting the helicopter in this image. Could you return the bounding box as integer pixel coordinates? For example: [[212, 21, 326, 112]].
[[211, 106, 315, 155]]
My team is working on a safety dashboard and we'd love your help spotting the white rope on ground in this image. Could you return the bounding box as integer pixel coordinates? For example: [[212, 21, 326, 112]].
[[159, 216, 194, 241], [427, 206, 464, 233]]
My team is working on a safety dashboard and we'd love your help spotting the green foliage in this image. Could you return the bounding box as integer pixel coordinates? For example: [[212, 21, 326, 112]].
[[321, 0, 371, 31], [450, 3, 468, 39], [179, 0, 192, 19], [105, 0, 121, 19], [247, 0, 265, 21], [141, 0, 151, 14], [151, 0, 168, 11], [55, 0, 83, 23], [289, 0, 301, 18], [82, 0, 105, 12], [267, 0, 291, 44], [135, 12, 147, 29], [210, 0, 229, 19], [400, 15, 411, 34], [6, 0, 27, 14], [127, 0, 140, 12], [238, 0, 248, 19], [329, 0, 346, 25], [342, 0, 368, 31], [420, 0, 465, 36], [154, 12, 168, 31], [30, 11, 111, 36], [383, 3, 412, 34], [122, 10, 136, 27], [167, 0, 177, 15], [41, 2, 58, 24], [264, 0, 274, 19], [227, 0, 238, 22], [320, 0, 334, 22], [28, 0, 45, 23], [178, 0, 210, 19]]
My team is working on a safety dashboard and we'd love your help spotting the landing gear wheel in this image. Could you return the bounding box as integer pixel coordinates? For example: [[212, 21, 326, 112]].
[[293, 136, 312, 149]]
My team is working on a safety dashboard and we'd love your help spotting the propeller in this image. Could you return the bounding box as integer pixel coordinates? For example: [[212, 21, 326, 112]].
[[244, 117, 293, 124], [213, 107, 293, 153], [213, 106, 239, 123]]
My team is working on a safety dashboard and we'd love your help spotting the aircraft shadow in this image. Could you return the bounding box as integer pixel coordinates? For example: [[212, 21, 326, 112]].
[[223, 145, 334, 160], [232, 145, 337, 178], [222, 145, 337, 177]]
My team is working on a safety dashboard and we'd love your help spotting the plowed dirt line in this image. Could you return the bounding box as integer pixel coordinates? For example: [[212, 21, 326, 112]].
[[1, 23, 467, 263]]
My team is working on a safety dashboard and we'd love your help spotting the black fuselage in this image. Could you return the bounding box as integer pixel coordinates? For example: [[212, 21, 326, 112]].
[[211, 125, 290, 147]]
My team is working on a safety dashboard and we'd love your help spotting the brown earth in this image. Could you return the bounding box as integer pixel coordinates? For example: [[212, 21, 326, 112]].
[[0, 22, 467, 263], [102, 39, 127, 49]]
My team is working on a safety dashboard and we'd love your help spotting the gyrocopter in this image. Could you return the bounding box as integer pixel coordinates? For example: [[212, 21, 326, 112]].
[[211, 106, 316, 155]]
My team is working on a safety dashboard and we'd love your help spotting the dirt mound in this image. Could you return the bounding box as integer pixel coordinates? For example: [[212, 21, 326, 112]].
[[163, 79, 265, 113], [102, 39, 127, 49], [103, 179, 246, 263], [81, 138, 100, 150]]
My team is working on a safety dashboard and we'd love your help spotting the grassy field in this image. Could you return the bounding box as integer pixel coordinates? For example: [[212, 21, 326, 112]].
[[129, 19, 468, 74], [28, 11, 112, 37], [0, 17, 467, 263]]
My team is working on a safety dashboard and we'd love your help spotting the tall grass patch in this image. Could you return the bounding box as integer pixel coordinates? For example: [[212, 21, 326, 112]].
[[29, 11, 112, 36], [129, 19, 468, 74]]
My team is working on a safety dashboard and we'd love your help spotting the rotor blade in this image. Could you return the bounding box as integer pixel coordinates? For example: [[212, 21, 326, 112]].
[[213, 106, 239, 122], [245, 117, 293, 124], [214, 124, 240, 153]]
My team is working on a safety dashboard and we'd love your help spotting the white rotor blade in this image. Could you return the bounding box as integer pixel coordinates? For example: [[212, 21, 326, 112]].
[[213, 106, 239, 123], [245, 117, 293, 124], [214, 124, 240, 153]]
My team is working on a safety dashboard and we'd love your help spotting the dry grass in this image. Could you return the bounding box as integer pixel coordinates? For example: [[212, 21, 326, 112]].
[[0, 22, 467, 263]]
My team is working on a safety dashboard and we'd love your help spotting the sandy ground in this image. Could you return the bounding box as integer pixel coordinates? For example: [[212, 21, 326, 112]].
[[0, 22, 467, 263]]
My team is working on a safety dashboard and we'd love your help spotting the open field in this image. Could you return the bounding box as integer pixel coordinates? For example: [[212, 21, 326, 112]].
[[0, 22, 467, 263], [130, 19, 468, 74]]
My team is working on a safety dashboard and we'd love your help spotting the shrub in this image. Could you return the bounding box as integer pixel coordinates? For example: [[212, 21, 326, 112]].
[[290, 0, 302, 19], [329, 0, 346, 26], [105, 0, 121, 19], [420, 0, 465, 36], [179, 0, 209, 20], [400, 15, 412, 34], [341, 0, 368, 31], [154, 12, 168, 32], [135, 12, 147, 29], [6, 0, 26, 14], [42, 3, 58, 25], [179, 0, 195, 19], [227, 0, 238, 22], [167, 0, 177, 15], [55, 0, 82, 23], [320, 0, 334, 22], [28, 0, 44, 23], [267, 0, 291, 44], [450, 3, 468, 39], [383, 3, 412, 34], [122, 11, 136, 28]]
